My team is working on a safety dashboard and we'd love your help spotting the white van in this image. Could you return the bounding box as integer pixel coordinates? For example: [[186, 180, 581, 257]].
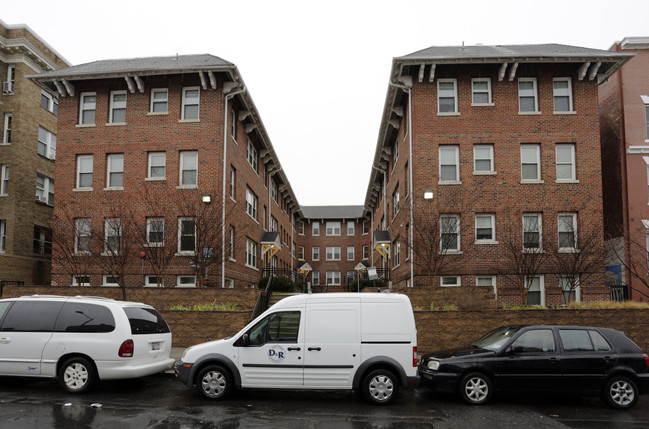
[[0, 295, 174, 393], [175, 293, 418, 404]]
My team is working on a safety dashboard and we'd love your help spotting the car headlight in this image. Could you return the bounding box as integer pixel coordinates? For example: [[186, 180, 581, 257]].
[[427, 360, 440, 371]]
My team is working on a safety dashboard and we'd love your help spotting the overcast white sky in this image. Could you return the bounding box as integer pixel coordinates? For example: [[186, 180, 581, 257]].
[[4, 0, 649, 206]]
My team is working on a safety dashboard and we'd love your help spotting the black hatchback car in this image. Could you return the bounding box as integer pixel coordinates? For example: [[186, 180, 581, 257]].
[[419, 325, 649, 409]]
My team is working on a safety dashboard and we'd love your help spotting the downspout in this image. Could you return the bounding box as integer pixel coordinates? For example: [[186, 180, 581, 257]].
[[222, 85, 246, 288]]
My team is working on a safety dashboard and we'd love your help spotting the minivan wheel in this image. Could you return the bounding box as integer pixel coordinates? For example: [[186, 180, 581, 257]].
[[603, 375, 638, 409], [197, 365, 233, 400], [459, 372, 492, 405], [363, 369, 399, 405], [59, 357, 95, 393]]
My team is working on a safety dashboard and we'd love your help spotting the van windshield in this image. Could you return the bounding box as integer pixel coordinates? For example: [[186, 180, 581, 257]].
[[124, 307, 170, 335]]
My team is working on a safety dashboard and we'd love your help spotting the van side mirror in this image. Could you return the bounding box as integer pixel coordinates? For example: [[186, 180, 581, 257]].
[[241, 333, 250, 346]]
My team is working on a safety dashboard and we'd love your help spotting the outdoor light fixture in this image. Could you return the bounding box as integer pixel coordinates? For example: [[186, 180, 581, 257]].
[[424, 191, 434, 200], [202, 194, 212, 204]]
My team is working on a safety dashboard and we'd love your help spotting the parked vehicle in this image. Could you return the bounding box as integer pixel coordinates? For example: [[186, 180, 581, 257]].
[[0, 295, 174, 393], [175, 293, 419, 404], [418, 325, 649, 409]]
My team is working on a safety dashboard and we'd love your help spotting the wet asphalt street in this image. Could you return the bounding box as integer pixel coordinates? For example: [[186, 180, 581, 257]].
[[1, 372, 649, 429]]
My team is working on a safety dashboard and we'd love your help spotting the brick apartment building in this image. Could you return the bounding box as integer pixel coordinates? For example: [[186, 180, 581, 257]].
[[599, 37, 649, 300], [29, 55, 300, 289], [365, 44, 631, 305], [0, 20, 69, 287]]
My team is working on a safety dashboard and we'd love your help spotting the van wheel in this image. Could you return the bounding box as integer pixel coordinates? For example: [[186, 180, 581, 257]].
[[363, 369, 399, 405], [59, 357, 95, 393], [603, 375, 638, 409], [459, 372, 492, 405], [197, 365, 233, 400]]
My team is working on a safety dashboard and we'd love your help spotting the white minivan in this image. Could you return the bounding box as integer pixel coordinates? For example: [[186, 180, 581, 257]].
[[0, 295, 174, 393], [175, 293, 419, 404]]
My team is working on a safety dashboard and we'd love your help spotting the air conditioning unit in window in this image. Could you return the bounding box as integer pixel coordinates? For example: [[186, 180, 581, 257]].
[[36, 195, 48, 203], [2, 81, 14, 94]]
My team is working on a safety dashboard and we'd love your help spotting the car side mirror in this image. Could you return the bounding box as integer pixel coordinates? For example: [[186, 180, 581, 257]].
[[507, 346, 524, 354], [241, 333, 250, 346]]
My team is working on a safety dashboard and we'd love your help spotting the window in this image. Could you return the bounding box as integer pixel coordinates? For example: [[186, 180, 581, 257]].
[[525, 275, 545, 306], [521, 144, 541, 181], [246, 188, 258, 220], [326, 246, 341, 261], [645, 102, 649, 140], [312, 271, 320, 286], [0, 164, 8, 195], [0, 219, 5, 252], [476, 276, 497, 297], [147, 152, 166, 179], [511, 329, 555, 352], [474, 144, 494, 173], [146, 217, 164, 245], [109, 90, 127, 123], [271, 180, 278, 202], [36, 174, 54, 205], [79, 92, 96, 125], [326, 271, 341, 286], [363, 220, 369, 235], [37, 127, 56, 160], [32, 225, 52, 256], [393, 239, 400, 266], [230, 107, 236, 138], [393, 184, 400, 217], [75, 218, 91, 253], [405, 162, 410, 196], [56, 303, 116, 332], [347, 246, 355, 261], [556, 143, 576, 181], [441, 276, 461, 287], [326, 221, 341, 236], [471, 78, 492, 104], [104, 218, 121, 254], [363, 245, 369, 260], [270, 216, 278, 232], [145, 276, 163, 287], [523, 213, 542, 250], [181, 87, 200, 120], [560, 275, 580, 304], [229, 225, 235, 260], [72, 275, 91, 286], [518, 78, 538, 113], [178, 217, 196, 253], [440, 214, 460, 252], [553, 78, 573, 113], [297, 221, 304, 235], [560, 329, 610, 352], [150, 88, 168, 113], [438, 78, 458, 114], [312, 246, 320, 261], [247, 140, 258, 172], [2, 113, 11, 143], [40, 91, 58, 114], [558, 213, 577, 251], [312, 222, 320, 236], [246, 238, 258, 268], [229, 166, 236, 199], [106, 154, 124, 188], [76, 155, 93, 189], [179, 151, 198, 186], [177, 275, 197, 288], [347, 222, 355, 235], [439, 145, 459, 182], [298, 246, 305, 260], [5, 65, 15, 91], [475, 214, 495, 242], [1, 301, 63, 332], [246, 311, 301, 346]]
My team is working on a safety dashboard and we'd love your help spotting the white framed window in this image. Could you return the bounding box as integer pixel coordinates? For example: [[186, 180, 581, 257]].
[[76, 155, 93, 189], [230, 107, 237, 139], [523, 213, 542, 250], [521, 144, 541, 181], [440, 214, 460, 252], [312, 271, 320, 286], [146, 217, 164, 245], [176, 275, 197, 288], [525, 275, 545, 306], [147, 152, 166, 179], [326, 221, 341, 236], [5, 64, 15, 92], [393, 184, 400, 217], [270, 216, 278, 232], [518, 78, 538, 113], [102, 275, 120, 287], [473, 144, 494, 173], [298, 246, 305, 260], [75, 218, 91, 254], [393, 239, 401, 267], [326, 246, 341, 261], [2, 113, 12, 143], [553, 78, 573, 113], [246, 188, 258, 220], [181, 87, 200, 120], [297, 221, 304, 235], [0, 164, 9, 195], [40, 90, 58, 114], [36, 174, 54, 205], [0, 219, 6, 252], [347, 246, 355, 261], [471, 78, 492, 105], [475, 214, 495, 242], [556, 143, 576, 181], [312, 222, 320, 236], [312, 246, 320, 261], [150, 88, 168, 113], [441, 275, 461, 287], [439, 145, 460, 182], [558, 213, 578, 252], [72, 275, 91, 286], [645, 102, 649, 141], [37, 127, 56, 160], [178, 217, 196, 254], [79, 92, 96, 125], [438, 78, 458, 114], [229, 225, 235, 260], [245, 238, 258, 268], [109, 90, 127, 123], [476, 276, 497, 297], [363, 245, 369, 260], [230, 166, 236, 199], [145, 276, 163, 287], [271, 180, 278, 202], [106, 153, 124, 188], [363, 220, 369, 235], [104, 218, 121, 254], [326, 271, 341, 286], [560, 275, 581, 304], [246, 140, 258, 172], [347, 222, 355, 235], [179, 151, 198, 186]]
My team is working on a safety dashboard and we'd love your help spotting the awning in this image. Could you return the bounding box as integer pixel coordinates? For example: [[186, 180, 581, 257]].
[[261, 231, 281, 259], [374, 230, 391, 259]]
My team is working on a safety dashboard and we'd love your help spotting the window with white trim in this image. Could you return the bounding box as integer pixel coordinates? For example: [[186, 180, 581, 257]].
[[2, 113, 11, 143], [270, 216, 278, 232], [271, 180, 278, 202], [312, 271, 320, 286], [37, 127, 56, 160], [363, 220, 369, 234], [0, 219, 6, 252], [75, 218, 91, 253], [439, 145, 459, 182], [347, 222, 355, 235], [556, 143, 576, 181], [145, 275, 163, 287], [5, 64, 15, 92], [476, 276, 497, 297], [438, 78, 458, 114], [104, 218, 121, 254], [393, 239, 400, 266], [363, 245, 369, 260], [645, 102, 649, 140], [103, 275, 120, 287], [0, 164, 8, 195], [521, 144, 541, 181], [36, 174, 54, 205], [178, 217, 196, 254], [109, 90, 127, 123], [72, 275, 90, 286], [560, 275, 580, 304], [298, 246, 305, 260], [229, 225, 235, 260], [326, 271, 341, 285], [41, 90, 58, 114], [79, 92, 96, 125], [146, 217, 164, 245], [525, 275, 545, 306], [181, 87, 199, 120], [553, 78, 573, 112], [177, 275, 197, 288], [247, 140, 258, 172], [347, 246, 355, 261], [230, 166, 236, 199], [473, 144, 494, 173], [326, 246, 341, 261], [441, 276, 461, 287], [440, 214, 460, 252], [312, 246, 320, 261], [179, 151, 198, 186], [106, 154, 124, 188], [326, 221, 341, 236], [150, 88, 168, 113], [246, 238, 258, 268], [230, 107, 236, 138], [475, 214, 495, 242], [558, 213, 577, 251], [76, 155, 93, 189], [518, 78, 538, 113], [523, 213, 542, 250], [471, 78, 492, 104], [246, 188, 258, 220], [147, 152, 166, 179], [393, 184, 400, 217], [312, 222, 320, 236]]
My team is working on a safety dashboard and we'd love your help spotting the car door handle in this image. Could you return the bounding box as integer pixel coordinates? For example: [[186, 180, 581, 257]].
[[287, 347, 301, 351], [308, 347, 321, 352], [549, 357, 559, 364], [0, 337, 10, 344]]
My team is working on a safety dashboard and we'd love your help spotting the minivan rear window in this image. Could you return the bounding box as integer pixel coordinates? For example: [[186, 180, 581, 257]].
[[54, 303, 116, 333], [124, 307, 170, 334], [0, 301, 63, 332]]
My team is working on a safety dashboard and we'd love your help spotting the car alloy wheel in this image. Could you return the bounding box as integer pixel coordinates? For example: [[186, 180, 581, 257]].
[[460, 372, 492, 405], [605, 376, 638, 409]]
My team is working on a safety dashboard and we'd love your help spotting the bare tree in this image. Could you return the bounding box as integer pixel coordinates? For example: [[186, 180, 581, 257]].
[[607, 221, 649, 300]]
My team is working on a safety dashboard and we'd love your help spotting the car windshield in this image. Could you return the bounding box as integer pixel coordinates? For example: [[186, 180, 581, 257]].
[[472, 326, 520, 351]]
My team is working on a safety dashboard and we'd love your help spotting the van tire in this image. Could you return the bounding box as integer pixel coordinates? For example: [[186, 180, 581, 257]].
[[197, 365, 233, 400], [58, 357, 95, 393], [362, 369, 399, 405]]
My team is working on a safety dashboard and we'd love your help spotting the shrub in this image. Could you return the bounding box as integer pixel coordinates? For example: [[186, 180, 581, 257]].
[[348, 278, 387, 292], [170, 301, 239, 311], [258, 276, 300, 293]]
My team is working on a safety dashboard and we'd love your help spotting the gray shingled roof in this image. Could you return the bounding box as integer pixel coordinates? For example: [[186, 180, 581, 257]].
[[30, 54, 234, 79], [300, 205, 365, 219]]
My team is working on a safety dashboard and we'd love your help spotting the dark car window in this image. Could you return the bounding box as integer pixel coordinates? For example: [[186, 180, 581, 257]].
[[0, 301, 12, 324], [511, 329, 555, 353], [124, 307, 170, 334], [54, 303, 116, 333], [589, 331, 612, 352], [247, 311, 300, 345], [560, 329, 593, 351], [0, 301, 63, 332]]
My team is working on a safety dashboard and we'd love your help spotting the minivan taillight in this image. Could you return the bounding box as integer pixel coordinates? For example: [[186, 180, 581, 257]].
[[119, 339, 134, 357], [413, 347, 418, 367], [644, 353, 649, 367]]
